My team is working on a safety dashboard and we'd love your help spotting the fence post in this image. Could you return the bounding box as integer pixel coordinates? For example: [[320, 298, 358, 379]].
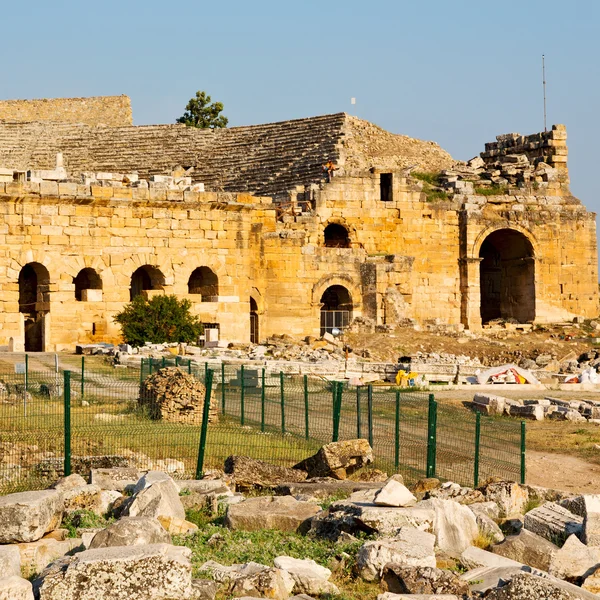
[[395, 390, 400, 470], [426, 394, 437, 478], [188, 359, 192, 375], [63, 370, 72, 477], [261, 368, 266, 432], [204, 362, 209, 383], [356, 387, 362, 439], [304, 374, 309, 440], [81, 355, 85, 399], [474, 411, 481, 488], [195, 369, 214, 479], [332, 382, 342, 442], [149, 359, 153, 375], [221, 363, 226, 415], [280, 372, 285, 434], [139, 359, 144, 386], [367, 385, 374, 448], [520, 420, 526, 484], [240, 365, 245, 426], [25, 353, 29, 392]]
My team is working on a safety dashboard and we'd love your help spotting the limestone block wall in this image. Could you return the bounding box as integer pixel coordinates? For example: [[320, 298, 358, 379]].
[[0, 95, 132, 127]]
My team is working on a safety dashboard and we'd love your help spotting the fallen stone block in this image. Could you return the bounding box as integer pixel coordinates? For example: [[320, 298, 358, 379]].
[[470, 501, 501, 521], [508, 404, 544, 420], [273, 556, 338, 596], [88, 516, 171, 549], [190, 579, 218, 600], [480, 481, 529, 518], [229, 567, 295, 600], [459, 565, 528, 595], [198, 560, 268, 583], [17, 537, 82, 577], [224, 496, 320, 532], [356, 527, 436, 581], [523, 502, 583, 544], [125, 471, 185, 520], [176, 479, 231, 495], [293, 439, 373, 479], [35, 543, 193, 600], [90, 468, 142, 492], [0, 576, 34, 600], [157, 515, 198, 535], [0, 490, 62, 543], [224, 456, 307, 491], [381, 564, 470, 596], [581, 494, 600, 546], [345, 504, 435, 536], [491, 528, 558, 571], [418, 498, 478, 555], [59, 484, 103, 515], [549, 534, 600, 583], [473, 393, 507, 415], [374, 480, 416, 507], [0, 545, 21, 578], [274, 479, 382, 498], [460, 546, 524, 570], [475, 512, 504, 544]]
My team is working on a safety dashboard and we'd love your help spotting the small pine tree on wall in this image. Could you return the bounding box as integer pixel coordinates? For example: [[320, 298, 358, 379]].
[[177, 90, 228, 129], [114, 295, 203, 347]]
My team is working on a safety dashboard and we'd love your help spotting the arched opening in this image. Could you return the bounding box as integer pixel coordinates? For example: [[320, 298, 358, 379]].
[[73, 268, 103, 301], [479, 229, 535, 324], [250, 297, 259, 344], [188, 267, 219, 302], [320, 285, 352, 336], [130, 266, 165, 301], [324, 223, 350, 248], [19, 262, 50, 352]]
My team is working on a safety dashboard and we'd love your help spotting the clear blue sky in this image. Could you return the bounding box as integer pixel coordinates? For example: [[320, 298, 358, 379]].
[[2, 0, 598, 214]]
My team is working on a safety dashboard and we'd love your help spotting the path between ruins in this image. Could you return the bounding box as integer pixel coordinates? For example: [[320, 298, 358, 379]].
[[527, 449, 600, 493]]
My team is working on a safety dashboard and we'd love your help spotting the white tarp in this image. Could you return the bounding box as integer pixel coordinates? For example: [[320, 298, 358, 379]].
[[476, 363, 541, 385]]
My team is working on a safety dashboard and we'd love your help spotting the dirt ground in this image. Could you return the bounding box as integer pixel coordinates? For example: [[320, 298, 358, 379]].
[[526, 450, 600, 493]]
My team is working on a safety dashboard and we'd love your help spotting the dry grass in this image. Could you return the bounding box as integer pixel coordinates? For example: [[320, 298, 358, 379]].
[[525, 420, 600, 464]]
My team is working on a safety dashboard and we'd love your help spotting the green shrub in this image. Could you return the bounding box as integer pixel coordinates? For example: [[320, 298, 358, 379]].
[[474, 185, 508, 196], [62, 509, 114, 538], [412, 171, 441, 186], [114, 294, 203, 347]]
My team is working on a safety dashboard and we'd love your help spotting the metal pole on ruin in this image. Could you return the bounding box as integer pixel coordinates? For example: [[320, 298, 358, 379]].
[[542, 54, 547, 132], [195, 369, 214, 479], [63, 370, 72, 477]]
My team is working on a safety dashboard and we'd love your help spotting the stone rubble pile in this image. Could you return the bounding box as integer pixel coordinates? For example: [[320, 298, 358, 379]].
[[472, 393, 600, 423], [2, 442, 600, 599], [139, 367, 217, 425]]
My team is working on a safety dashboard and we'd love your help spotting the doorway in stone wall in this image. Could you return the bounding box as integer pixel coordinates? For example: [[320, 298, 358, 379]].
[[479, 229, 535, 323], [320, 285, 352, 335], [250, 297, 259, 344], [19, 263, 50, 352]]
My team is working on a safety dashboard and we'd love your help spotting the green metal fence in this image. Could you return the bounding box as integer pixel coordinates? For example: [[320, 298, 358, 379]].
[[0, 357, 526, 493]]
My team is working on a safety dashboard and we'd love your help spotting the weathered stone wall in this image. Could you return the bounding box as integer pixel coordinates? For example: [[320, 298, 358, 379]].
[[0, 169, 595, 350], [0, 95, 132, 127]]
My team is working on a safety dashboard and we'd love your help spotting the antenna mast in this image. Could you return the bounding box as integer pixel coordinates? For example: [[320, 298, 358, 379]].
[[542, 54, 547, 132]]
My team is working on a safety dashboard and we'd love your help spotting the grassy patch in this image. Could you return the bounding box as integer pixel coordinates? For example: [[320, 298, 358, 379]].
[[62, 509, 114, 538], [523, 498, 541, 514], [411, 171, 441, 186], [474, 185, 508, 196], [526, 420, 600, 464], [472, 529, 498, 550]]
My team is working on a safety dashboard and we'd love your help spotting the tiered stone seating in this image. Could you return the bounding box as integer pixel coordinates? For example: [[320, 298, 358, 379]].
[[0, 112, 453, 198]]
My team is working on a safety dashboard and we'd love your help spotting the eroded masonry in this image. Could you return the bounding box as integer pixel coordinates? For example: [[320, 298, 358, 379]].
[[0, 95, 596, 351]]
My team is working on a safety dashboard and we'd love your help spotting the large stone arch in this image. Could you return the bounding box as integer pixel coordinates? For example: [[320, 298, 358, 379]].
[[471, 223, 538, 260], [476, 227, 536, 323], [311, 274, 362, 308]]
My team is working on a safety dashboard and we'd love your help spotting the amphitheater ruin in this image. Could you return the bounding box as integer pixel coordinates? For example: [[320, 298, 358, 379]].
[[0, 95, 597, 351]]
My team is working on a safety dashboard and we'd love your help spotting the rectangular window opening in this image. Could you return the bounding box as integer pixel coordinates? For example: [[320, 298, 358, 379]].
[[380, 173, 393, 201]]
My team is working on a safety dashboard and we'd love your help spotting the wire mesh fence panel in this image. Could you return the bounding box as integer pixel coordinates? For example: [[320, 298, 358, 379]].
[[0, 370, 64, 492], [478, 416, 523, 484], [434, 401, 478, 487]]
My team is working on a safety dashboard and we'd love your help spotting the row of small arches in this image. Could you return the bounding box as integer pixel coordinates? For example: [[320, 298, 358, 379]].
[[18, 263, 220, 311]]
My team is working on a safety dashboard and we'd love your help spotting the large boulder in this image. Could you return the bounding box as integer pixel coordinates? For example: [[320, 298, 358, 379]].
[[524, 502, 583, 544], [549, 534, 600, 583], [475, 512, 505, 544], [0, 490, 62, 543], [293, 439, 373, 479], [88, 516, 171, 549], [419, 498, 478, 555], [338, 503, 435, 537], [273, 556, 339, 596], [381, 565, 470, 596], [224, 456, 306, 491], [0, 576, 34, 600], [491, 529, 559, 571], [460, 546, 524, 570], [228, 568, 294, 600], [125, 471, 185, 520], [581, 495, 600, 546], [36, 544, 193, 600], [17, 537, 83, 577], [356, 527, 436, 581], [90, 468, 142, 492], [224, 496, 320, 532]]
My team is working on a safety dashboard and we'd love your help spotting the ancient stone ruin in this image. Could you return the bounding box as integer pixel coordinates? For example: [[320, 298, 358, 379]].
[[0, 95, 596, 351], [138, 367, 217, 425]]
